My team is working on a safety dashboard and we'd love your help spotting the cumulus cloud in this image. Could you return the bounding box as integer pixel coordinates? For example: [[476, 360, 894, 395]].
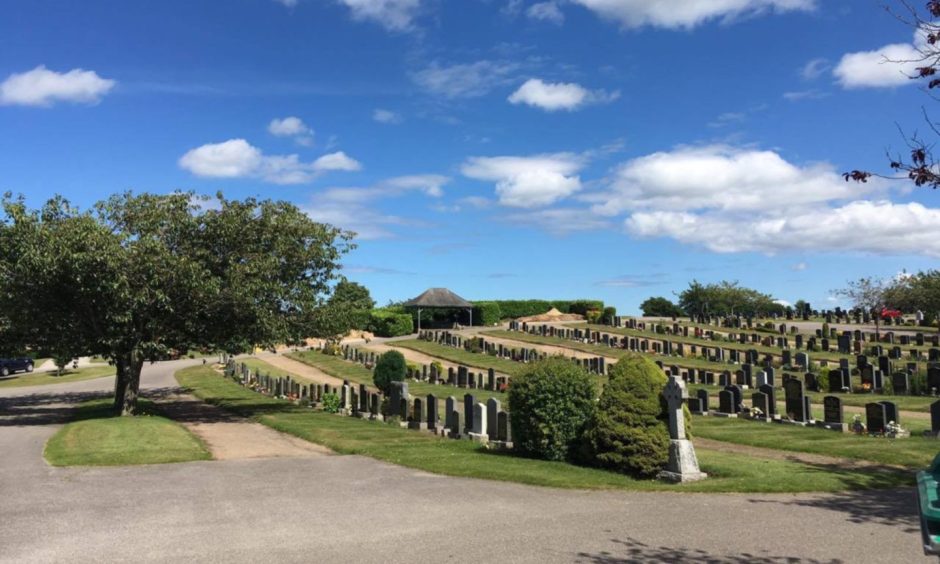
[[461, 153, 585, 207], [527, 2, 565, 24], [412, 60, 520, 98], [572, 144, 940, 256], [373, 108, 402, 124], [0, 65, 115, 107], [268, 116, 310, 136], [337, 0, 422, 31], [508, 78, 619, 111], [834, 30, 925, 88], [590, 145, 868, 216], [625, 201, 940, 256], [268, 116, 314, 145], [303, 174, 449, 239], [179, 139, 361, 184], [570, 0, 814, 29]]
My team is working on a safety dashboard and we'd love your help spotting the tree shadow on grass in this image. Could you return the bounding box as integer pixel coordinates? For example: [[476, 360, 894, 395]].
[[744, 458, 919, 533], [575, 536, 842, 563], [0, 391, 111, 426]]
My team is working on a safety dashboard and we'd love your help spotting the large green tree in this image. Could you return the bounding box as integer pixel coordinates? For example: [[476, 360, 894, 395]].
[[835, 277, 888, 338], [884, 270, 940, 324], [329, 279, 374, 311], [677, 280, 782, 317], [0, 192, 354, 415], [639, 296, 684, 318]]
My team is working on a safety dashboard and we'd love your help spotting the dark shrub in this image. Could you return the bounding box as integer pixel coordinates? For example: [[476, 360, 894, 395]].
[[508, 357, 596, 462], [582, 354, 673, 478], [373, 350, 406, 394]]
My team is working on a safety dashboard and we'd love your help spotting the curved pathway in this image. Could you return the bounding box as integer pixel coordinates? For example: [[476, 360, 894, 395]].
[[0, 361, 929, 563]]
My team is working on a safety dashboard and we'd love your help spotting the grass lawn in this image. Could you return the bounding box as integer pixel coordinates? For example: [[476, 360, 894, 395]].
[[281, 353, 507, 404], [688, 383, 937, 414], [0, 364, 115, 389], [175, 365, 912, 492], [389, 340, 522, 374], [44, 399, 211, 466], [692, 416, 938, 468], [577, 323, 856, 364], [482, 329, 728, 372]]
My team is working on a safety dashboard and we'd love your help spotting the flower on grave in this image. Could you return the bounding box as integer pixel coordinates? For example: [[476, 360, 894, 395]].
[[886, 420, 905, 437], [751, 407, 764, 419]]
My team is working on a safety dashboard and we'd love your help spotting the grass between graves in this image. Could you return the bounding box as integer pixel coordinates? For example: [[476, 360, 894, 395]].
[[481, 329, 726, 372], [280, 352, 507, 404], [692, 416, 938, 469], [577, 323, 851, 364], [388, 340, 523, 374], [0, 364, 115, 389], [687, 383, 937, 414], [44, 399, 212, 466], [175, 364, 912, 492]]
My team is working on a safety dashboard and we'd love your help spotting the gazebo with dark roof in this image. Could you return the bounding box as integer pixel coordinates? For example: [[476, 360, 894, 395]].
[[402, 288, 473, 331]]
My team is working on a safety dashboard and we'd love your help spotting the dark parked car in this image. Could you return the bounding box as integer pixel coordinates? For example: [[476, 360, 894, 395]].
[[0, 358, 34, 377]]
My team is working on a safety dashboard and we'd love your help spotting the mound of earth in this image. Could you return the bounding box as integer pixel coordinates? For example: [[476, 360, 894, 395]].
[[517, 307, 585, 322]]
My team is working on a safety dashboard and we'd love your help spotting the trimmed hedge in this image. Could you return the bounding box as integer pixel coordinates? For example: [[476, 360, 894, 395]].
[[488, 299, 605, 319], [508, 357, 596, 462], [368, 310, 414, 337], [580, 354, 678, 478], [472, 301, 502, 326], [349, 309, 371, 331], [374, 350, 406, 394]]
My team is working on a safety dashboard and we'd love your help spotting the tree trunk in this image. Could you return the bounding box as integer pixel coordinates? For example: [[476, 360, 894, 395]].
[[113, 350, 144, 416]]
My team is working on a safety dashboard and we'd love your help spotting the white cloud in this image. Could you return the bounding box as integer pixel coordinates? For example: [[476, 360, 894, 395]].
[[373, 108, 403, 124], [274, 0, 298, 6], [312, 151, 362, 172], [508, 78, 619, 111], [834, 42, 922, 89], [570, 0, 814, 29], [412, 60, 520, 98], [800, 57, 829, 80], [178, 139, 263, 178], [527, 2, 565, 24], [461, 153, 585, 207], [179, 139, 361, 184], [562, 143, 940, 256], [303, 174, 449, 239], [268, 116, 310, 136], [625, 201, 940, 256], [502, 208, 614, 234], [792, 262, 808, 271], [0, 65, 115, 107], [337, 0, 422, 31], [783, 89, 828, 101], [590, 145, 868, 216]]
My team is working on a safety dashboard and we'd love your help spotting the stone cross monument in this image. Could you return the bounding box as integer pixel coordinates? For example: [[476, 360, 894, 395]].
[[658, 374, 708, 483]]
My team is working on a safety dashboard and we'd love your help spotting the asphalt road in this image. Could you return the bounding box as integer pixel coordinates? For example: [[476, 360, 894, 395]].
[[0, 360, 931, 563]]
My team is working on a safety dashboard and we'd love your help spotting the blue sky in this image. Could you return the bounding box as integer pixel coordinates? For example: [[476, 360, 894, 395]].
[[2, 0, 939, 314]]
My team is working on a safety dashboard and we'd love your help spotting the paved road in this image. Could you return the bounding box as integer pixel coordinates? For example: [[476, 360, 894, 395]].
[[0, 360, 930, 563]]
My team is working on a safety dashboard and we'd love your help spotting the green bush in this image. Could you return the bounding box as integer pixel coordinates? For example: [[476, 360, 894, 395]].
[[565, 300, 604, 316], [640, 297, 684, 317], [349, 309, 371, 331], [322, 392, 341, 414], [581, 353, 672, 479], [602, 306, 617, 324], [508, 357, 596, 462], [373, 350, 406, 394], [472, 301, 502, 325], [494, 300, 555, 319], [368, 310, 414, 337]]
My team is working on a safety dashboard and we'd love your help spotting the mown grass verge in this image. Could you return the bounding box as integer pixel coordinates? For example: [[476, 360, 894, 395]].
[[0, 364, 115, 389], [175, 365, 913, 492], [44, 399, 211, 466], [285, 351, 508, 404], [693, 416, 936, 469]]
